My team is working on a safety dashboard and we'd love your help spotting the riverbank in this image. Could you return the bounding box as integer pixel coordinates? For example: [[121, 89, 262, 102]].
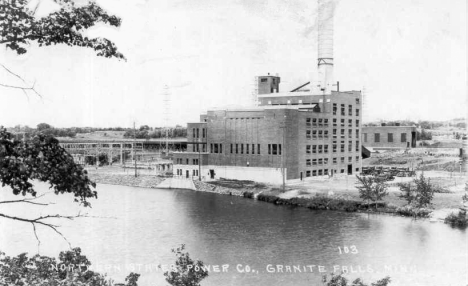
[[86, 167, 466, 224]]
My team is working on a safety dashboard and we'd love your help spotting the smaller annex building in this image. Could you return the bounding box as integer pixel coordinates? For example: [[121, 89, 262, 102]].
[[362, 124, 417, 150]]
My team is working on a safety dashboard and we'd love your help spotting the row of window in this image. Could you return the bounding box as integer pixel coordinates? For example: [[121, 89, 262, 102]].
[[305, 156, 360, 166], [176, 169, 199, 176], [305, 118, 360, 128], [363, 133, 407, 143], [305, 167, 360, 177], [175, 158, 199, 165], [332, 104, 360, 117], [307, 129, 360, 140], [192, 128, 206, 139], [307, 142, 360, 154]]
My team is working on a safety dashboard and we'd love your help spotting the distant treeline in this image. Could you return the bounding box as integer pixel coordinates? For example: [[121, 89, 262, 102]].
[[8, 123, 187, 139], [123, 125, 187, 139], [366, 120, 465, 129]]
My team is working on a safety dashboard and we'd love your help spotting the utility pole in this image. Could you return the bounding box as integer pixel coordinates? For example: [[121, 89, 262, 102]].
[[134, 122, 137, 178]]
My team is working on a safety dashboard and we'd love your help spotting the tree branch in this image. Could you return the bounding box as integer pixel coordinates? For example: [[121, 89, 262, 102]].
[[0, 194, 53, 206]]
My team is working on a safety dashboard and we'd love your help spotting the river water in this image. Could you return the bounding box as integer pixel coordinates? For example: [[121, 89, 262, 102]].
[[0, 183, 466, 286]]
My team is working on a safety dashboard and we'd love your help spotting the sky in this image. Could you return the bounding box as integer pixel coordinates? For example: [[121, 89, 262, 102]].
[[0, 0, 466, 128]]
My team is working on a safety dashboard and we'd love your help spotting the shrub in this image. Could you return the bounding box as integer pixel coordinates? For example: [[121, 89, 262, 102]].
[[243, 191, 254, 199], [398, 174, 435, 208], [396, 205, 431, 218], [164, 244, 208, 286], [444, 211, 468, 228], [322, 273, 391, 286]]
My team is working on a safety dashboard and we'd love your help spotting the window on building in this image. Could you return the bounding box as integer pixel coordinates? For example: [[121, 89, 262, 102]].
[[348, 157, 352, 162], [333, 144, 337, 153], [192, 145, 195, 152], [348, 129, 352, 138], [324, 119, 329, 127], [348, 105, 352, 116], [214, 143, 218, 153], [306, 159, 311, 166], [261, 78, 267, 82], [348, 119, 352, 127], [202, 128, 205, 138], [192, 128, 195, 138], [324, 158, 329, 165], [312, 159, 317, 165], [318, 130, 323, 138], [356, 141, 359, 152], [318, 145, 323, 153], [340, 144, 345, 152], [341, 129, 345, 137], [356, 168, 360, 172], [401, 133, 407, 142], [230, 144, 233, 154], [341, 157, 345, 163], [388, 133, 393, 142], [324, 130, 329, 138], [252, 144, 255, 155], [364, 133, 368, 142], [318, 169, 323, 176], [324, 168, 328, 175], [333, 157, 337, 164], [341, 119, 345, 126], [306, 145, 311, 154], [318, 158, 323, 165], [279, 144, 282, 155], [220, 144, 222, 154], [246, 144, 249, 154], [241, 144, 244, 154], [356, 98, 360, 104], [356, 130, 359, 138], [306, 130, 311, 139], [318, 118, 323, 127], [236, 144, 239, 154], [312, 118, 317, 127], [258, 144, 260, 154], [313, 130, 317, 139], [312, 170, 317, 176], [356, 156, 359, 162], [312, 145, 317, 154], [333, 103, 337, 115], [333, 129, 337, 135], [333, 119, 337, 126], [186, 159, 189, 165], [341, 104, 345, 116], [324, 145, 329, 153], [196, 128, 199, 138], [348, 141, 352, 152], [341, 169, 345, 173], [356, 120, 360, 128], [210, 144, 213, 153], [306, 170, 311, 177], [356, 109, 360, 116], [375, 133, 380, 143], [306, 118, 311, 127]]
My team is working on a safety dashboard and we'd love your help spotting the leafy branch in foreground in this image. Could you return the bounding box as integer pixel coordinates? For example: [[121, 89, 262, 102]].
[[0, 248, 140, 286], [0, 127, 97, 244], [164, 244, 209, 286], [0, 0, 125, 60]]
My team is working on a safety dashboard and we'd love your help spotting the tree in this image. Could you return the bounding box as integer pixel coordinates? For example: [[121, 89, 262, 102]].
[[355, 175, 389, 209], [36, 122, 52, 131], [1, 0, 125, 95], [322, 273, 391, 286], [398, 173, 434, 208], [0, 247, 140, 286], [0, 127, 96, 241], [163, 244, 209, 286]]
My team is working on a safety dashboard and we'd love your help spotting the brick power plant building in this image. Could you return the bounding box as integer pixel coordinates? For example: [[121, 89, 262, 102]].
[[173, 0, 363, 183], [173, 77, 363, 184]]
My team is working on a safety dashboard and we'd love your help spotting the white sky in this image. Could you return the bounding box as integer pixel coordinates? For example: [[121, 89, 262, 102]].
[[0, 0, 466, 128]]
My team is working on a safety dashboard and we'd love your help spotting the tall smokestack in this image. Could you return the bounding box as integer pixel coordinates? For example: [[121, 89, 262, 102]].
[[317, 0, 335, 95]]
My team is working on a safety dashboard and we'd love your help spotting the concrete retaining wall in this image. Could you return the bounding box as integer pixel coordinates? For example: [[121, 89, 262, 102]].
[[156, 178, 196, 190]]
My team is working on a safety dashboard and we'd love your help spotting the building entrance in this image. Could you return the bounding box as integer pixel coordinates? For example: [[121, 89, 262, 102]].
[[209, 169, 215, 179], [347, 164, 352, 175]]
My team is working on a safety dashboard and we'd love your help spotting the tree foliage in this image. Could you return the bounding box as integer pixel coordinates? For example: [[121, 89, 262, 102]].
[[0, 247, 140, 286], [164, 244, 209, 286], [0, 0, 125, 60], [398, 173, 434, 208], [322, 273, 391, 286], [0, 127, 96, 206], [355, 175, 389, 209]]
